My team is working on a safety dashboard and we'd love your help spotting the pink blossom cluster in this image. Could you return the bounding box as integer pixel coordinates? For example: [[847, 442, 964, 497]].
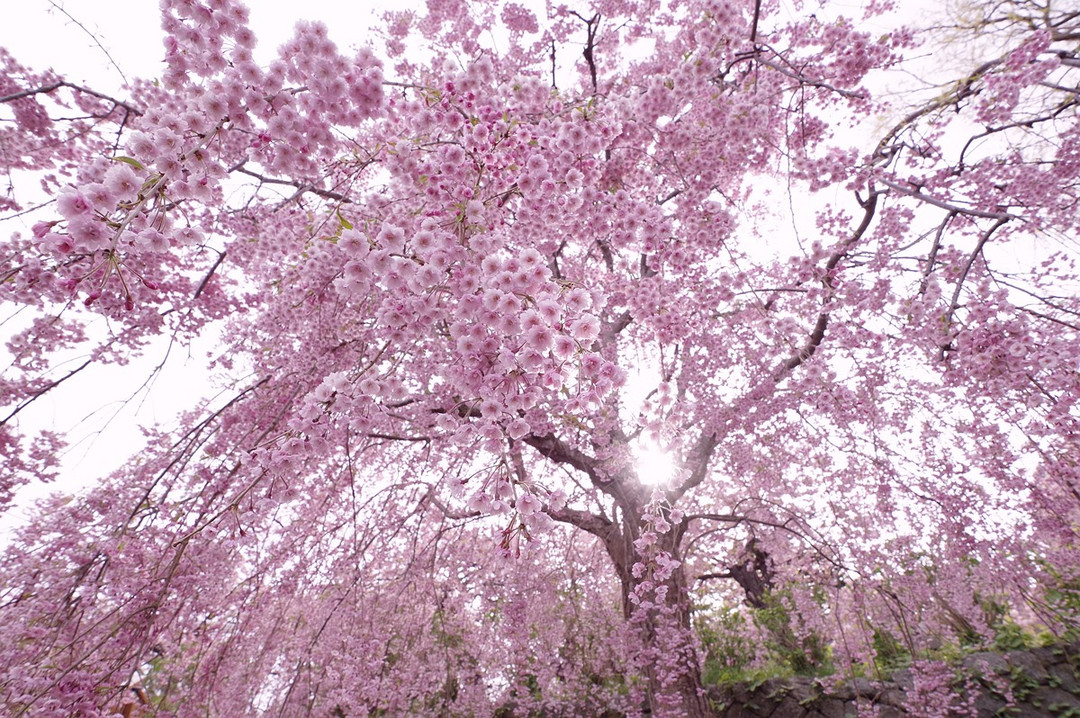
[[976, 32, 1057, 124], [23, 0, 386, 314], [630, 489, 684, 611]]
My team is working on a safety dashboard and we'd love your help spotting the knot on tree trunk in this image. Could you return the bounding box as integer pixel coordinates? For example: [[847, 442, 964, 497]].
[[726, 538, 775, 609]]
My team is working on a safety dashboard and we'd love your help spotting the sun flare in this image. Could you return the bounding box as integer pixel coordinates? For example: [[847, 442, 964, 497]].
[[634, 437, 679, 486]]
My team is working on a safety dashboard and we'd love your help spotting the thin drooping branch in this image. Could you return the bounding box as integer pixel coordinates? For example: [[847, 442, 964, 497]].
[[774, 191, 879, 380], [689, 506, 847, 575], [0, 81, 142, 118], [940, 216, 1010, 356], [688, 511, 807, 533], [192, 250, 226, 301], [171, 468, 270, 545], [671, 192, 880, 504], [424, 486, 481, 521], [872, 59, 1002, 162], [46, 0, 130, 85], [1, 358, 92, 427], [124, 376, 274, 532]]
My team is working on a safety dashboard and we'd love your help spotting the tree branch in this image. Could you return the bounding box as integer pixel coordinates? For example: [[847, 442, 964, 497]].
[[920, 211, 956, 294], [423, 487, 481, 521], [193, 251, 226, 301], [0, 81, 141, 117], [669, 430, 719, 501], [940, 216, 1010, 357], [523, 433, 603, 484], [873, 59, 1001, 162], [46, 0, 129, 84], [523, 432, 645, 507], [1, 358, 92, 427], [569, 11, 601, 93], [546, 504, 617, 541], [600, 310, 632, 344], [876, 178, 1014, 221], [228, 162, 352, 203], [773, 191, 879, 381], [749, 0, 763, 45]]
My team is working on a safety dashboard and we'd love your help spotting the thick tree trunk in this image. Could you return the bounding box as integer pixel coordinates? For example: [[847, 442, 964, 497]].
[[635, 567, 713, 717], [603, 510, 714, 717], [528, 434, 715, 714]]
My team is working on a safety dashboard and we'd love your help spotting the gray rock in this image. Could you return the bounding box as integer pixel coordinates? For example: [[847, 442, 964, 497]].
[[965, 652, 1010, 677], [874, 687, 906, 709], [713, 643, 1080, 718], [812, 698, 849, 718], [831, 678, 877, 701], [1048, 661, 1078, 688], [890, 669, 914, 692], [970, 688, 1008, 718], [875, 706, 905, 718], [1029, 684, 1080, 710], [769, 694, 810, 717], [1005, 650, 1049, 683]]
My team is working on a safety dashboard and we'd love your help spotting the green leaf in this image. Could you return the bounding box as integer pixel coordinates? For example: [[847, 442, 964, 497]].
[[113, 155, 147, 171]]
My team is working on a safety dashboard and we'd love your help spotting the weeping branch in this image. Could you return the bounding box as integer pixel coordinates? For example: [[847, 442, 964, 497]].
[[192, 250, 226, 300], [1, 358, 92, 427], [774, 190, 879, 380], [0, 81, 141, 118], [939, 216, 1010, 358]]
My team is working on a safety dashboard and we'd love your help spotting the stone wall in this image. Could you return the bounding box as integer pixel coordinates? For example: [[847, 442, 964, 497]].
[[712, 643, 1080, 717]]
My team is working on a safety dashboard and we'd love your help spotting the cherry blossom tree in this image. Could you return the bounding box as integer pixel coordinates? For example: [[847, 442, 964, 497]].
[[2, 0, 1079, 715]]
